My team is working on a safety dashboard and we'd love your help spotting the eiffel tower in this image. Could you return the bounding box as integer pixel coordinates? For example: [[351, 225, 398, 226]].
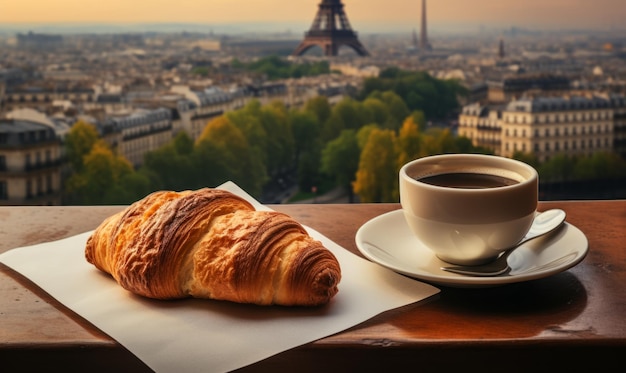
[[419, 0, 432, 51], [292, 0, 369, 57]]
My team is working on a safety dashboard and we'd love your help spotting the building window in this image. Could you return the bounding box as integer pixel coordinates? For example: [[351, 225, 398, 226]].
[[0, 181, 7, 199], [26, 180, 33, 198], [46, 174, 53, 193]]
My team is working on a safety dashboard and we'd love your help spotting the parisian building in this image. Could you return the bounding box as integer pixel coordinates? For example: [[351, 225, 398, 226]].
[[102, 108, 174, 168], [0, 118, 63, 205], [459, 93, 624, 162], [171, 85, 246, 141], [3, 82, 95, 112], [484, 74, 572, 104]]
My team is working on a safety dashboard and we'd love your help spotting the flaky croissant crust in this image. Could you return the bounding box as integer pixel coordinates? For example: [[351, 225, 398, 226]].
[[85, 188, 341, 306]]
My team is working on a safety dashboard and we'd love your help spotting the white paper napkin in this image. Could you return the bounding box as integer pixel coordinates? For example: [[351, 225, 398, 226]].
[[0, 182, 439, 373]]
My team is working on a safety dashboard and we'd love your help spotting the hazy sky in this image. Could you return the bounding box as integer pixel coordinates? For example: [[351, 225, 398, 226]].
[[1, 0, 624, 31]]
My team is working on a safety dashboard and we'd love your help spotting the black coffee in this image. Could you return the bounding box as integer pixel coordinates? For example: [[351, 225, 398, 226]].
[[418, 172, 519, 189]]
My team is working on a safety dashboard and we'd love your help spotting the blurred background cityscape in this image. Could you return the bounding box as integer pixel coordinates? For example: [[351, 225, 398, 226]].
[[1, 0, 625, 205]]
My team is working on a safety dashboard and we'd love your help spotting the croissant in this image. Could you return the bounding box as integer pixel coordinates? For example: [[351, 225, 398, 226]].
[[85, 188, 341, 306]]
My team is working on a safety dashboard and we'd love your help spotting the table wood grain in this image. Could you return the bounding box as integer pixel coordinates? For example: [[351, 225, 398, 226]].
[[1, 201, 624, 372]]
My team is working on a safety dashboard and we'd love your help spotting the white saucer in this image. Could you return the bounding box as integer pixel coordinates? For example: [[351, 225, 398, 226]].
[[355, 210, 588, 287]]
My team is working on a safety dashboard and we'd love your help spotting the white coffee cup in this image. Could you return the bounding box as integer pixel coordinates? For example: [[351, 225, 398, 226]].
[[399, 154, 538, 266]]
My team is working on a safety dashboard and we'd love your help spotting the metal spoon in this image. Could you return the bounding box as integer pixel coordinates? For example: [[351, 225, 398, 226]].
[[440, 209, 567, 277]]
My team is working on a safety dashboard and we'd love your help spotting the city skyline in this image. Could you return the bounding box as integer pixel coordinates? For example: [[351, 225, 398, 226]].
[[1, 0, 625, 33]]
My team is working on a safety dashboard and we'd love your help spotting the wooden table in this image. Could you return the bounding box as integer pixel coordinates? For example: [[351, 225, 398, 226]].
[[1, 201, 624, 372]]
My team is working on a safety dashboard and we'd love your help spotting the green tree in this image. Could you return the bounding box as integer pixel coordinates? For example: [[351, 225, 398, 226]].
[[103, 170, 153, 204], [197, 116, 266, 197], [297, 149, 324, 193], [65, 120, 99, 171], [421, 128, 458, 155], [405, 91, 425, 113], [304, 95, 332, 125], [454, 136, 479, 154], [512, 151, 540, 170], [397, 116, 422, 167], [226, 99, 295, 179], [367, 91, 410, 130], [322, 97, 370, 142], [291, 103, 325, 192], [233, 55, 331, 80], [572, 152, 626, 181], [359, 68, 465, 120], [320, 130, 360, 202], [227, 100, 269, 173], [260, 101, 295, 176], [353, 128, 399, 202], [362, 97, 392, 129], [539, 154, 576, 183], [356, 124, 380, 150], [143, 132, 198, 190], [290, 109, 321, 169], [65, 141, 135, 204], [171, 130, 194, 155], [408, 110, 427, 131], [192, 138, 233, 188]]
